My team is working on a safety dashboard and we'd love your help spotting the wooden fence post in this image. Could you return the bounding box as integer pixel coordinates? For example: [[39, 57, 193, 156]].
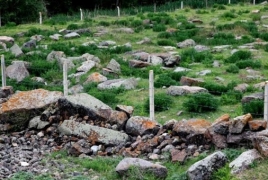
[[1, 55, 6, 87], [80, 8, 83, 21], [181, 1, 184, 9], [117, 6, 120, 17], [149, 70, 154, 121], [39, 12, 42, 25], [264, 81, 268, 122], [63, 61, 68, 97]]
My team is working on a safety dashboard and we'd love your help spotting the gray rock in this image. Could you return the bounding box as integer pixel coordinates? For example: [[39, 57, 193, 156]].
[[97, 78, 137, 90], [147, 55, 163, 65], [234, 83, 249, 92], [0, 36, 14, 44], [22, 39, 36, 49], [49, 34, 62, 41], [28, 116, 50, 129], [177, 39, 196, 48], [10, 44, 23, 57], [47, 51, 66, 62], [180, 76, 204, 86], [129, 60, 151, 68], [163, 55, 180, 67], [229, 114, 253, 134], [99, 40, 116, 46], [187, 151, 227, 180], [64, 32, 80, 39], [68, 84, 84, 95], [241, 92, 264, 104], [125, 116, 160, 136], [174, 67, 191, 72], [0, 42, 7, 51], [106, 59, 120, 73], [6, 61, 29, 82], [167, 86, 208, 96], [116, 158, 167, 178], [196, 69, 211, 76], [136, 37, 151, 45], [132, 52, 150, 61], [76, 60, 96, 73], [58, 120, 129, 145], [116, 28, 134, 33], [194, 45, 209, 52], [229, 149, 261, 174]]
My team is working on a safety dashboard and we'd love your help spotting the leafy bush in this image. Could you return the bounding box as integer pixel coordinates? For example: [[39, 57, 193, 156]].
[[221, 11, 237, 19], [66, 23, 79, 30], [170, 71, 188, 81], [152, 24, 167, 32], [221, 90, 243, 105], [225, 50, 252, 63], [202, 82, 228, 95], [260, 33, 268, 41], [242, 100, 264, 118], [49, 42, 75, 56], [236, 60, 262, 69], [98, 21, 110, 26], [155, 74, 177, 88], [108, 46, 132, 54], [183, 93, 219, 113], [144, 93, 173, 112], [180, 48, 213, 64], [157, 32, 172, 39], [131, 20, 143, 27], [226, 64, 239, 73], [252, 14, 261, 21], [157, 39, 176, 46], [113, 19, 129, 26]]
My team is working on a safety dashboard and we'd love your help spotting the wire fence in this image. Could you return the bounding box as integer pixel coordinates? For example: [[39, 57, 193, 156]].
[[0, 53, 266, 121]]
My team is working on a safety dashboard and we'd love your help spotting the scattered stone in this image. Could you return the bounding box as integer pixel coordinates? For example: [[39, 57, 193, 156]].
[[22, 39, 36, 49], [249, 120, 267, 131], [187, 151, 227, 180], [129, 60, 151, 68], [10, 44, 23, 57], [97, 78, 137, 90], [171, 149, 187, 163], [241, 92, 264, 104], [177, 39, 196, 48], [180, 76, 204, 86], [64, 32, 80, 39], [167, 86, 208, 96], [84, 72, 107, 84], [0, 36, 14, 44], [229, 149, 262, 174], [6, 61, 29, 82], [116, 158, 168, 178], [229, 114, 253, 134]]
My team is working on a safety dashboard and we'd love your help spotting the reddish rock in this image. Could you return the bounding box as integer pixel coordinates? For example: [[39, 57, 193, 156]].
[[212, 114, 230, 125], [229, 113, 253, 134], [173, 119, 211, 145], [171, 149, 187, 163], [108, 111, 128, 130], [180, 76, 204, 86], [129, 60, 151, 68], [115, 105, 134, 118], [84, 72, 107, 83], [249, 120, 267, 131], [253, 130, 268, 157]]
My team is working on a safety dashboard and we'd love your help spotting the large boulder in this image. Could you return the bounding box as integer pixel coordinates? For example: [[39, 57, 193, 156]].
[[229, 149, 262, 174], [106, 59, 121, 73], [125, 116, 160, 136], [229, 113, 252, 134], [22, 39, 36, 49], [180, 76, 204, 86], [187, 151, 227, 180], [167, 86, 208, 96], [97, 78, 137, 90], [172, 119, 211, 145], [64, 32, 80, 38], [116, 158, 167, 178], [84, 72, 107, 84], [0, 89, 63, 131], [241, 92, 264, 104], [10, 44, 23, 57], [177, 39, 196, 48], [253, 130, 268, 157], [58, 120, 129, 145], [6, 61, 29, 82], [0, 36, 14, 44], [76, 60, 96, 73]]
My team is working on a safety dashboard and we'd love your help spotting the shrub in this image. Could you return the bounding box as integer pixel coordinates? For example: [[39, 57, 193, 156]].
[[5, 22, 16, 27], [98, 21, 110, 26], [202, 82, 228, 95], [66, 23, 79, 30], [225, 50, 252, 63], [153, 24, 167, 32], [108, 46, 132, 54], [113, 19, 129, 26], [260, 33, 268, 41], [236, 60, 262, 69], [180, 48, 213, 64], [134, 26, 144, 33], [221, 90, 243, 105], [157, 39, 176, 46], [221, 11, 236, 19], [131, 20, 143, 27], [49, 42, 74, 56], [157, 32, 172, 39], [155, 74, 177, 88], [144, 93, 173, 112], [252, 14, 261, 21], [183, 93, 219, 113], [242, 100, 264, 118], [170, 71, 188, 81], [226, 64, 239, 73]]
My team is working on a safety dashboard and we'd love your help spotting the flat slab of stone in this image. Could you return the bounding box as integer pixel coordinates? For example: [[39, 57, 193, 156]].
[[97, 78, 137, 90], [167, 86, 208, 96], [116, 158, 167, 178], [0, 89, 63, 131], [58, 120, 129, 145], [10, 44, 23, 57], [229, 149, 262, 174]]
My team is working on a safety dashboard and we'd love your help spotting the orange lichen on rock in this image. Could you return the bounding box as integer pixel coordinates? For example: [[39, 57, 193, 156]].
[[142, 120, 157, 129]]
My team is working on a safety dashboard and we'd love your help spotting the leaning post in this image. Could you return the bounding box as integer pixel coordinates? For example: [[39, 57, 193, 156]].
[[80, 8, 83, 21]]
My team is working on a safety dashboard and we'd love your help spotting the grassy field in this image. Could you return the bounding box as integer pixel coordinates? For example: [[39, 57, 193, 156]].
[[2, 2, 268, 179]]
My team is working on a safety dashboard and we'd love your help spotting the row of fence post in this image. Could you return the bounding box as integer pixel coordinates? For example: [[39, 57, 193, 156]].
[[1, 54, 267, 122]]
